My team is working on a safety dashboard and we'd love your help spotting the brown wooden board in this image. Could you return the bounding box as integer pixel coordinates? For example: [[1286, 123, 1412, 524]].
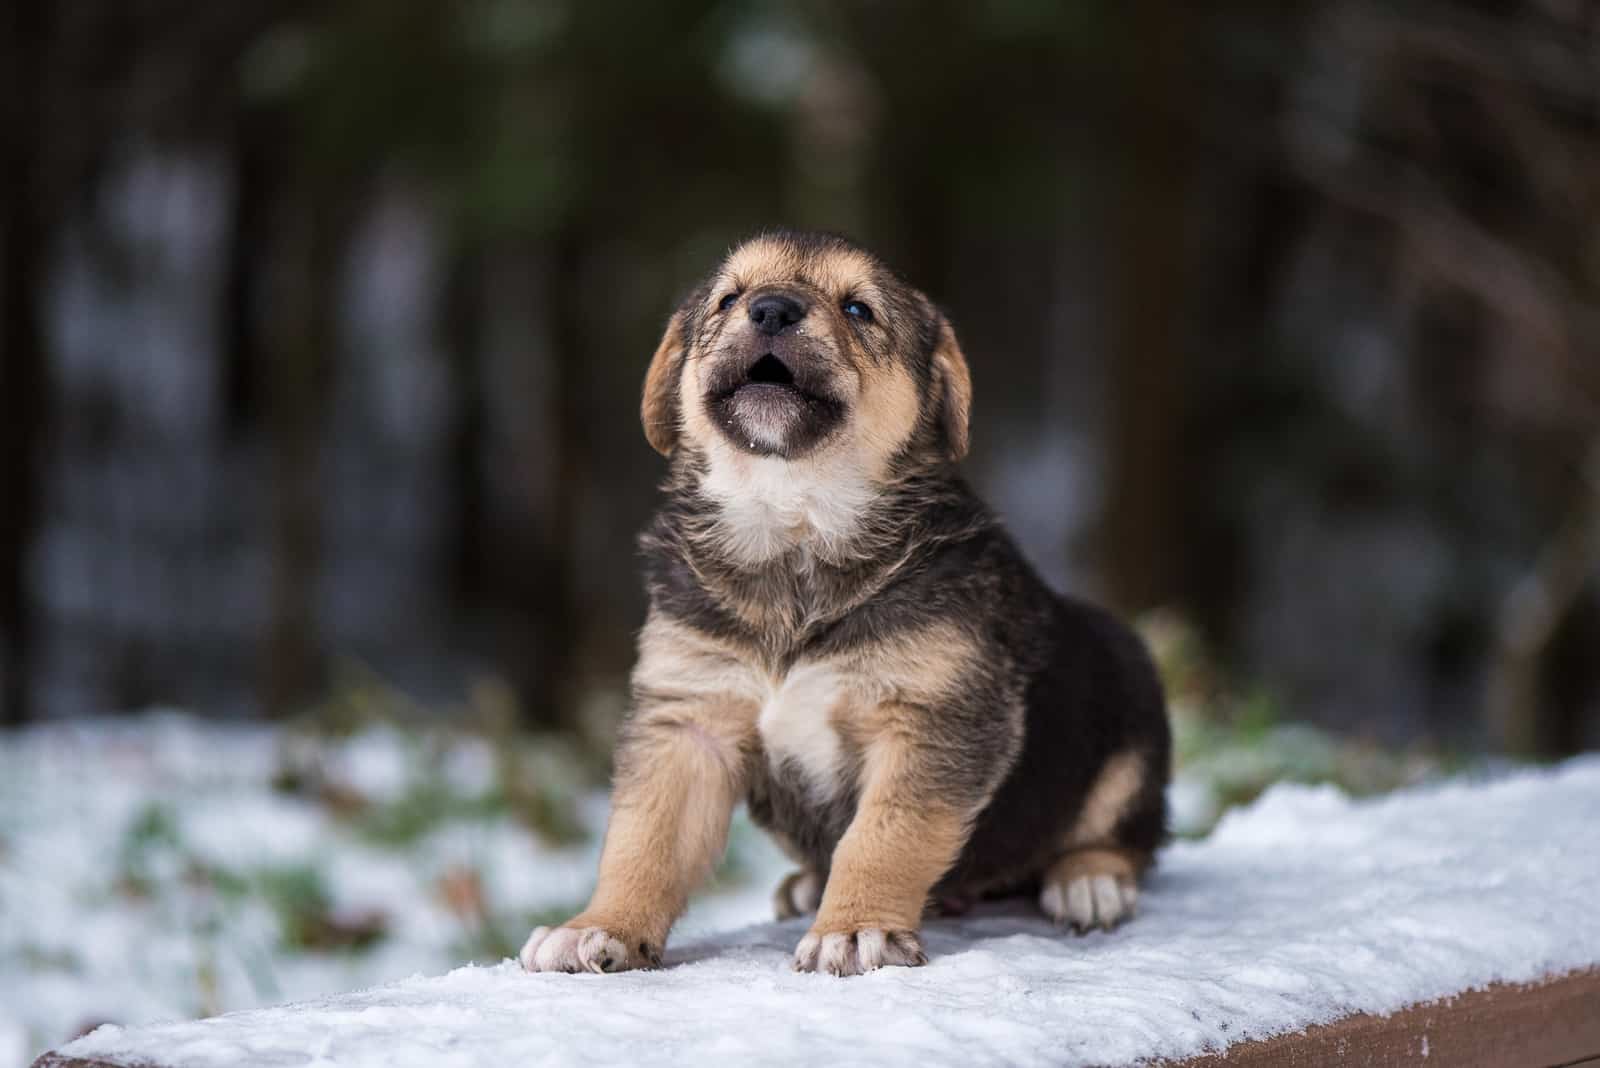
[[1171, 969, 1600, 1068]]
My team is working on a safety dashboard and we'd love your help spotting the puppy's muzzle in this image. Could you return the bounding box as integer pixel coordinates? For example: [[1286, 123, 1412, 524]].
[[704, 342, 845, 458], [704, 338, 837, 405]]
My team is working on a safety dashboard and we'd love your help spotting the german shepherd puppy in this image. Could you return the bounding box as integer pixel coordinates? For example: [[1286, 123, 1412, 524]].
[[520, 231, 1170, 977]]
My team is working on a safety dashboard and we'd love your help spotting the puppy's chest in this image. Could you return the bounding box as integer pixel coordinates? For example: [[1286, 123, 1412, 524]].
[[755, 661, 859, 800]]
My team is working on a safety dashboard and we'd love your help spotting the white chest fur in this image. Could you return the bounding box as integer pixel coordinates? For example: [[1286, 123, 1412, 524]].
[[700, 449, 877, 565], [758, 661, 849, 800]]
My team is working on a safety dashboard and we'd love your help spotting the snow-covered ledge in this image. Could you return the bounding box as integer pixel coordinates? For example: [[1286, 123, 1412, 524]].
[[34, 760, 1600, 1068]]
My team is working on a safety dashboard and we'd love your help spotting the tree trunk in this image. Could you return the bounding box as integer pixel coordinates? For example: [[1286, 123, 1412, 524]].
[[443, 247, 488, 606], [520, 229, 588, 730], [220, 112, 275, 441], [0, 0, 51, 726], [261, 179, 349, 716], [1101, 0, 1195, 616]]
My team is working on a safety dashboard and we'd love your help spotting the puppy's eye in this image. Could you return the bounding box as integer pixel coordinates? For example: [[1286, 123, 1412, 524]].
[[842, 299, 874, 322], [717, 293, 739, 312]]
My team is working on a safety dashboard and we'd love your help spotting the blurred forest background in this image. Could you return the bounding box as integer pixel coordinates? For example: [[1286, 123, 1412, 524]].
[[4, 0, 1599, 758]]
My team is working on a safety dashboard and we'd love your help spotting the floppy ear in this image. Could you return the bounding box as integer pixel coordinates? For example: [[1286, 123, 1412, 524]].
[[641, 309, 688, 456], [931, 319, 973, 461]]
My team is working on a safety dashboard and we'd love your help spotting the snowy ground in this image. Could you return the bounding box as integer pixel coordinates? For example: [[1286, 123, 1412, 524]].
[[1, 710, 1577, 1067], [15, 716, 1600, 1068], [16, 725, 1600, 1068], [0, 715, 789, 1068]]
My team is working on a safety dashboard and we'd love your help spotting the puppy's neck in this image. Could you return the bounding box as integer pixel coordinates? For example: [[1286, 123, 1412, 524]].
[[693, 445, 882, 568]]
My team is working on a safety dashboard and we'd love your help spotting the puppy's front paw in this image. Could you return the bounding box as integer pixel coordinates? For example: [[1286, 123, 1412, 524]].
[[518, 921, 662, 974], [792, 926, 927, 976]]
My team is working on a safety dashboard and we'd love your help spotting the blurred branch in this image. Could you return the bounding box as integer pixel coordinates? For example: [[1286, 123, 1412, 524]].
[[1294, 2, 1600, 401], [1307, 0, 1600, 755], [1333, 1, 1597, 103], [1299, 158, 1588, 375], [1335, 0, 1597, 236]]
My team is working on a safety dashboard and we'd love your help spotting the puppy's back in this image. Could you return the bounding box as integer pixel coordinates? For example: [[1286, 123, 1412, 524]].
[[942, 587, 1170, 897]]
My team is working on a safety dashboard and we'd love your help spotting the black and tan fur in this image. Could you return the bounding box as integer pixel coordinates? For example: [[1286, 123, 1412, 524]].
[[519, 231, 1170, 977]]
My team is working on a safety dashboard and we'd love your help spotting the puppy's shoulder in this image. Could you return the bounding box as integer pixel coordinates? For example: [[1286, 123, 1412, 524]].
[[638, 502, 740, 635]]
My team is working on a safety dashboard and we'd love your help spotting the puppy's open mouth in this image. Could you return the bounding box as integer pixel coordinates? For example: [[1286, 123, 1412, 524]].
[[738, 352, 800, 391], [706, 352, 845, 456], [713, 353, 839, 410]]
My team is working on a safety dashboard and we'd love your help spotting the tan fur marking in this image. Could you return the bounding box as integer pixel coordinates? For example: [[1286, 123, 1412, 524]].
[[796, 622, 984, 792], [836, 620, 979, 711], [806, 249, 880, 298], [807, 715, 979, 937], [721, 240, 877, 300], [1064, 750, 1145, 849], [676, 348, 723, 455], [538, 616, 762, 966], [932, 321, 973, 460], [568, 698, 755, 955], [851, 358, 922, 481], [721, 240, 804, 287], [839, 625, 1024, 809], [1047, 845, 1145, 884], [633, 612, 767, 706], [641, 310, 687, 456]]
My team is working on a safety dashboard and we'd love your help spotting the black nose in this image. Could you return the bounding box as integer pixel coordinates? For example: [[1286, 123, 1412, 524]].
[[748, 293, 807, 335]]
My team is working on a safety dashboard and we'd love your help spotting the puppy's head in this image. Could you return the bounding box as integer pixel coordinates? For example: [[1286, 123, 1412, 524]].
[[641, 232, 971, 473]]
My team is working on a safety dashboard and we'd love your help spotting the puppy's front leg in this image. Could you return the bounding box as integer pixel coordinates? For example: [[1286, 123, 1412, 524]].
[[793, 717, 982, 976], [520, 703, 751, 974]]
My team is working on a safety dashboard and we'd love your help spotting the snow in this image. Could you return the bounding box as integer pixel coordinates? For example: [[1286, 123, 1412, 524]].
[[44, 754, 1600, 1068], [0, 715, 786, 1067]]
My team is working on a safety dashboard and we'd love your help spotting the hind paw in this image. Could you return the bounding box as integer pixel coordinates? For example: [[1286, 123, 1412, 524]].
[[1039, 848, 1141, 933], [773, 869, 825, 920]]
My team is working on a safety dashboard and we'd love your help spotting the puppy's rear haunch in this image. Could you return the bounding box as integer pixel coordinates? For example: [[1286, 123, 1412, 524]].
[[520, 231, 1170, 977]]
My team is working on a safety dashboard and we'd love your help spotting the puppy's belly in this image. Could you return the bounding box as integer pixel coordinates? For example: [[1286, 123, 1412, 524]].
[[746, 757, 856, 875]]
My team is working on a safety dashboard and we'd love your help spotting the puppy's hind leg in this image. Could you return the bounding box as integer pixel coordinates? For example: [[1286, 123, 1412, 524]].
[[772, 869, 825, 921], [1038, 847, 1145, 933], [1039, 744, 1164, 934]]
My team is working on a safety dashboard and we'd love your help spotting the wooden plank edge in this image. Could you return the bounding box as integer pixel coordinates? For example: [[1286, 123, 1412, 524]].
[[1166, 968, 1600, 1068]]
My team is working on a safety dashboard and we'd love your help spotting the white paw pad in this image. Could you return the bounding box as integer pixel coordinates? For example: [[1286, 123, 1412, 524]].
[[1040, 874, 1138, 932], [792, 927, 927, 976], [773, 870, 825, 920], [518, 925, 656, 974]]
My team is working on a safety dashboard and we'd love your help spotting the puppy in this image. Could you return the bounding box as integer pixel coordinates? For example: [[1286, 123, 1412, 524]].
[[520, 231, 1170, 977]]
